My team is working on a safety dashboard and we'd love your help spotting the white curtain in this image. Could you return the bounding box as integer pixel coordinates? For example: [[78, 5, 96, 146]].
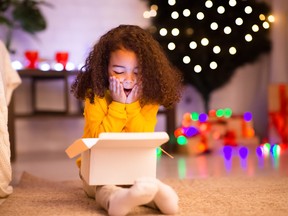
[[0, 40, 21, 198]]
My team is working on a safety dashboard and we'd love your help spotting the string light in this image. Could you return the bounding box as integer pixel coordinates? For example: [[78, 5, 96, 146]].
[[229, 0, 237, 7], [224, 26, 232, 34], [189, 41, 197, 49], [171, 11, 179, 19], [245, 6, 253, 14], [183, 56, 191, 64], [168, 0, 176, 6], [196, 12, 205, 20], [171, 28, 180, 36], [151, 4, 158, 11], [252, 24, 259, 32], [201, 38, 209, 46], [143, 11, 150, 19], [259, 14, 265, 21], [245, 34, 253, 42], [210, 61, 218, 69], [205, 0, 213, 8], [194, 65, 202, 73], [229, 47, 237, 55], [159, 28, 168, 36], [217, 6, 225, 14], [146, 0, 273, 77], [268, 15, 275, 22], [183, 9, 191, 17], [150, 10, 157, 17], [168, 42, 176, 50], [263, 21, 270, 29], [213, 46, 221, 54], [235, 17, 243, 25], [210, 22, 218, 30]]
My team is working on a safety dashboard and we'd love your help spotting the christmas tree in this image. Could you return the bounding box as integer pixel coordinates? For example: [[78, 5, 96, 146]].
[[143, 0, 273, 111]]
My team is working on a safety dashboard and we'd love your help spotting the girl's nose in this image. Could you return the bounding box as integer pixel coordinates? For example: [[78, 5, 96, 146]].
[[124, 73, 136, 83]]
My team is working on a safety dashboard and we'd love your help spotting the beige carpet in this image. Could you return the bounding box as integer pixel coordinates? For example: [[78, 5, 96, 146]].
[[1, 172, 288, 216]]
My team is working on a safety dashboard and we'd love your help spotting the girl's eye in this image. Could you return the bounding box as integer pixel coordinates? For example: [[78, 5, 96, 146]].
[[112, 66, 125, 74]]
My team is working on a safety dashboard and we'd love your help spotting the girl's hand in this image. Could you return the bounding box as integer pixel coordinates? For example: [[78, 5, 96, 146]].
[[109, 76, 126, 103], [126, 84, 140, 104]]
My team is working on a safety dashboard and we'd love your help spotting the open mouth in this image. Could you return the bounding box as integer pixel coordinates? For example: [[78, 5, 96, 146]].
[[124, 88, 132, 96]]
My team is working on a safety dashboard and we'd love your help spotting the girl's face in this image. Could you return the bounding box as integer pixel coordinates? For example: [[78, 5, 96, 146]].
[[108, 49, 139, 90]]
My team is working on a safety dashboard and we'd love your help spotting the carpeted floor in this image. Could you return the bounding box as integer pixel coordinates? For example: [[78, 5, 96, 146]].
[[1, 172, 288, 216]]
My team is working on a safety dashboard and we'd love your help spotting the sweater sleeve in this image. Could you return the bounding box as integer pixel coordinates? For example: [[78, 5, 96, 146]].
[[83, 96, 127, 138], [125, 101, 159, 132]]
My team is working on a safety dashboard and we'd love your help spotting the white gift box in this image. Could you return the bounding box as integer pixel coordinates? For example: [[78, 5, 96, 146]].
[[65, 132, 169, 185]]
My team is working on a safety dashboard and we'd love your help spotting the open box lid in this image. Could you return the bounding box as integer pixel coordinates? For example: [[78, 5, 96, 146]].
[[65, 132, 169, 159]]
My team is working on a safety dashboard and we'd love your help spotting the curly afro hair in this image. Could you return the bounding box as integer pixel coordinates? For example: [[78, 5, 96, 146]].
[[71, 24, 183, 108]]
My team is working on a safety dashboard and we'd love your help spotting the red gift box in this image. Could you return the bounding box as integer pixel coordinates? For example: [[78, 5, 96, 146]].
[[268, 84, 288, 145]]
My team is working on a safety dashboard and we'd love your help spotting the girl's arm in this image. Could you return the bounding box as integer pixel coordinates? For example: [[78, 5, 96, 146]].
[[125, 101, 159, 132], [83, 97, 127, 138]]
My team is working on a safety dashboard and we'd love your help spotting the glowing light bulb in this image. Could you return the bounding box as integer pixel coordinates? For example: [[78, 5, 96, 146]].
[[54, 63, 64, 71], [191, 112, 199, 121], [171, 28, 180, 36], [229, 0, 237, 7], [194, 65, 202, 73], [224, 26, 232, 34], [151, 4, 158, 10], [177, 135, 187, 145], [224, 108, 232, 118], [268, 15, 275, 22], [168, 0, 176, 6], [150, 10, 157, 17], [168, 42, 176, 50], [12, 60, 23, 70], [159, 28, 168, 36], [210, 61, 217, 69], [252, 24, 259, 32], [229, 47, 237, 55], [205, 0, 213, 8], [171, 11, 179, 19], [263, 21, 270, 29], [183, 9, 191, 17], [65, 62, 75, 71], [201, 38, 209, 46], [259, 14, 265, 21], [245, 6, 253, 14], [197, 12, 205, 20], [199, 113, 208, 122], [213, 46, 221, 54], [217, 6, 225, 14], [244, 112, 253, 121], [235, 17, 243, 25], [245, 34, 253, 42], [39, 62, 50, 71], [143, 11, 150, 18], [210, 22, 218, 30], [189, 41, 197, 49], [183, 56, 191, 64]]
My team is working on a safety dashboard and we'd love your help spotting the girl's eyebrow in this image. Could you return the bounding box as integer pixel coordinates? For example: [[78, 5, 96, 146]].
[[112, 65, 125, 68]]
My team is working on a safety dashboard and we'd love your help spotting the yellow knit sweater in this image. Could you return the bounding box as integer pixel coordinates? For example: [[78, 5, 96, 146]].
[[76, 91, 159, 167]]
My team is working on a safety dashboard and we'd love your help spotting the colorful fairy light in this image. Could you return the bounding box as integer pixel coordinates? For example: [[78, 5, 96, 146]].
[[239, 146, 249, 159], [199, 113, 208, 122], [191, 112, 199, 121], [177, 135, 188, 145]]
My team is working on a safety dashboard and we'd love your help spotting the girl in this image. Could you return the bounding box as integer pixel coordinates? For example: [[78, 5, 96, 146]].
[[71, 25, 183, 216]]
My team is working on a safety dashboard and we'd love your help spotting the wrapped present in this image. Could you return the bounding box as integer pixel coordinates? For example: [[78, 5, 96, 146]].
[[268, 84, 288, 145]]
